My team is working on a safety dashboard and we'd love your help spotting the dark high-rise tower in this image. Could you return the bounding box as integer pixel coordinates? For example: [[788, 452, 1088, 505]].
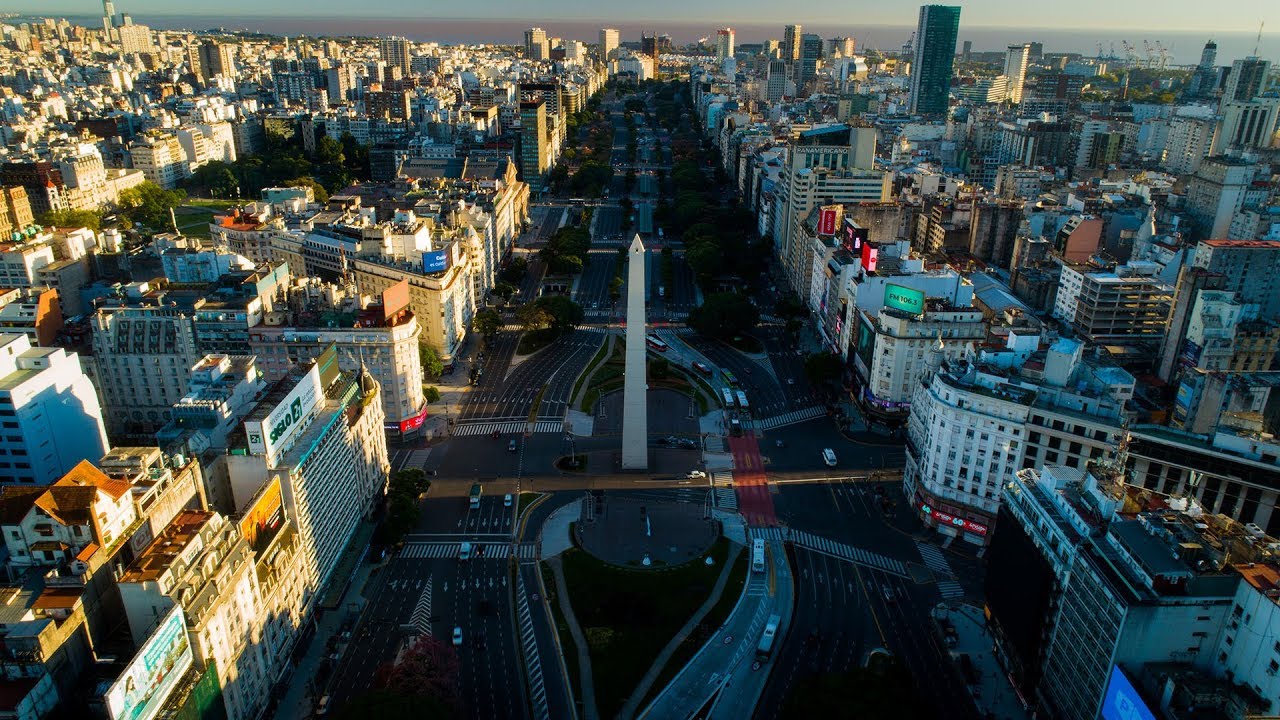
[[908, 5, 961, 115]]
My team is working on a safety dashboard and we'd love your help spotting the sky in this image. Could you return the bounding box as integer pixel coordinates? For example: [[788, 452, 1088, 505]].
[[20, 0, 1280, 33]]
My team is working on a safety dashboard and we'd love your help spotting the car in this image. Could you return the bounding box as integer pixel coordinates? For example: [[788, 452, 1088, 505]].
[[822, 448, 838, 467], [882, 586, 896, 602], [786, 378, 796, 386], [686, 470, 706, 479], [775, 439, 786, 448], [678, 438, 698, 449], [508, 439, 518, 452], [504, 493, 513, 508], [459, 541, 472, 560], [452, 627, 463, 646]]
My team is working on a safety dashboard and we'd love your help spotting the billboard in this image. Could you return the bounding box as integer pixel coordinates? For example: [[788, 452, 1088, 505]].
[[106, 606, 194, 720], [244, 366, 321, 462], [422, 250, 449, 273], [238, 477, 284, 553], [818, 206, 839, 236], [861, 242, 878, 273], [885, 284, 926, 315], [842, 219, 866, 253], [1101, 665, 1156, 720], [386, 403, 429, 434], [381, 279, 411, 319], [919, 500, 989, 536], [316, 344, 341, 389]]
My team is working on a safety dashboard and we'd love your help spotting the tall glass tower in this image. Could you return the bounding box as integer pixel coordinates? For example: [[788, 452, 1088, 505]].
[[908, 5, 961, 115]]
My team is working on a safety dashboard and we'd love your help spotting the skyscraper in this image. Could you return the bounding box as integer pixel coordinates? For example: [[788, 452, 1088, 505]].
[[798, 33, 822, 89], [520, 99, 549, 193], [1222, 56, 1270, 103], [524, 27, 549, 61], [782, 24, 802, 63], [908, 5, 961, 115], [599, 28, 619, 62], [765, 59, 788, 103], [1003, 43, 1030, 103], [1190, 39, 1218, 97], [379, 36, 411, 74], [101, 0, 116, 33], [716, 28, 735, 62]]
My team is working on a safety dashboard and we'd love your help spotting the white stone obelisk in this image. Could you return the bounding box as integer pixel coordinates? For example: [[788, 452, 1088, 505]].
[[621, 234, 649, 471]]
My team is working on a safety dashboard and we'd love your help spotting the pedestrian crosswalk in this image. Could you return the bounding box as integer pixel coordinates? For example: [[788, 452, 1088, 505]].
[[516, 576, 550, 719], [452, 420, 564, 436], [937, 580, 965, 599], [753, 527, 909, 577], [915, 541, 956, 578], [713, 486, 738, 511], [747, 406, 825, 431], [409, 577, 432, 635], [400, 542, 538, 560]]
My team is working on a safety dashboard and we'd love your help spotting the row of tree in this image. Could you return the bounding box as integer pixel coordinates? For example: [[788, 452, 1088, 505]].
[[539, 221, 592, 275], [186, 131, 371, 202], [39, 181, 186, 233]]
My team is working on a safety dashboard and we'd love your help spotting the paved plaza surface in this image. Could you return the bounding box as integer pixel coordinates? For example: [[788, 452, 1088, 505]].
[[577, 495, 717, 567]]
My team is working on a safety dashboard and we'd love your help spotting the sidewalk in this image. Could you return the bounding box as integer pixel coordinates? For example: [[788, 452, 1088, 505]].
[[419, 335, 481, 441], [939, 604, 1030, 720], [279, 526, 380, 720], [548, 556, 600, 720]]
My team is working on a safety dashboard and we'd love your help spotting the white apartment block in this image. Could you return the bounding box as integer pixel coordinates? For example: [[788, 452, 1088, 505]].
[[88, 306, 202, 436], [0, 333, 108, 484], [130, 132, 190, 189]]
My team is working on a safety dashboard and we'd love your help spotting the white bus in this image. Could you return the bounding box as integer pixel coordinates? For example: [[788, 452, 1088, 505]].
[[751, 538, 766, 573], [756, 614, 781, 661], [735, 390, 749, 410], [721, 388, 735, 407]]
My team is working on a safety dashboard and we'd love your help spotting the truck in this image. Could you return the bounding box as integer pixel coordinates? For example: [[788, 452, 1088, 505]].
[[469, 483, 483, 509], [752, 538, 766, 573]]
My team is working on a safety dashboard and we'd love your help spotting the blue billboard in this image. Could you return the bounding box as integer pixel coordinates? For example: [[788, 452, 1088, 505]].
[[423, 250, 449, 273], [1101, 665, 1156, 720]]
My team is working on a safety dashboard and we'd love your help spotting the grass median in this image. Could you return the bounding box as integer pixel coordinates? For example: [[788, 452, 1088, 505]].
[[557, 537, 731, 718]]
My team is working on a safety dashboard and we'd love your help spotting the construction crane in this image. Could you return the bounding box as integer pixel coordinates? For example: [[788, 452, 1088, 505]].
[[1121, 40, 1138, 67], [1143, 40, 1156, 68], [1097, 42, 1105, 60], [1155, 41, 1169, 70]]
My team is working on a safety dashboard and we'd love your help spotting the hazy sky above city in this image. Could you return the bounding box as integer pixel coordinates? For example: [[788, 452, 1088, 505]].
[[24, 0, 1280, 33]]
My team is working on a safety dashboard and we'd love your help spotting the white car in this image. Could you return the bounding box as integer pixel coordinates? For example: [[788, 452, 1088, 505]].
[[459, 541, 472, 560], [686, 470, 707, 479], [452, 626, 463, 646], [504, 493, 513, 508], [822, 448, 838, 467]]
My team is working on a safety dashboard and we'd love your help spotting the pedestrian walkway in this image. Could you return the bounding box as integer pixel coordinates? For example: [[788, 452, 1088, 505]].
[[400, 541, 538, 560], [409, 578, 433, 635], [452, 420, 564, 436], [745, 405, 825, 431], [516, 574, 551, 720], [916, 541, 956, 577], [937, 580, 965, 599], [713, 486, 738, 511], [540, 500, 581, 559], [393, 448, 432, 471], [753, 527, 909, 577]]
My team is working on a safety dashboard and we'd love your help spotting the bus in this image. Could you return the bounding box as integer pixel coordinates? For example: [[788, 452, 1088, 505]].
[[735, 390, 749, 410], [646, 335, 668, 352], [756, 614, 781, 662], [722, 369, 738, 387], [721, 388, 735, 408], [751, 539, 766, 573]]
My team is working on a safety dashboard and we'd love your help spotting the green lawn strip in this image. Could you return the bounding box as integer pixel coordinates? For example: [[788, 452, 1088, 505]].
[[182, 198, 249, 209], [569, 338, 612, 406], [559, 538, 730, 718], [527, 385, 548, 423], [515, 492, 543, 518], [517, 328, 559, 355], [638, 545, 748, 710], [540, 561, 583, 707]]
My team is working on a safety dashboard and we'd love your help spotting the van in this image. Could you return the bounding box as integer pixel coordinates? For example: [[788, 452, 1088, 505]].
[[822, 448, 837, 467], [316, 695, 331, 715], [751, 538, 766, 573], [459, 541, 473, 561]]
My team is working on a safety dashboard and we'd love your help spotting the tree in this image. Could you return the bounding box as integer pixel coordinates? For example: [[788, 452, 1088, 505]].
[[279, 176, 329, 204], [517, 302, 553, 333], [419, 343, 444, 379], [375, 468, 431, 546], [491, 282, 517, 303], [189, 161, 239, 198], [687, 293, 759, 339], [474, 308, 502, 339], [373, 635, 461, 713], [500, 257, 528, 284], [423, 386, 442, 403], [37, 209, 101, 232], [116, 182, 186, 230], [649, 356, 670, 379], [534, 295, 584, 334], [804, 351, 844, 387], [609, 276, 623, 301], [315, 134, 345, 165]]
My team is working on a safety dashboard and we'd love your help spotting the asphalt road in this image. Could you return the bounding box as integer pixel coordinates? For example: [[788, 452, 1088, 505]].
[[457, 329, 603, 422], [683, 335, 787, 416], [575, 251, 620, 317]]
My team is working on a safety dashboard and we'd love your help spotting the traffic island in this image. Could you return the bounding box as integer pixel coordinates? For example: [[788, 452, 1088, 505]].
[[549, 537, 732, 719]]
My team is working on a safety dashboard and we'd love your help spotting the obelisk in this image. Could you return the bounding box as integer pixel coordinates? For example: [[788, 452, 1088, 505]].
[[621, 234, 649, 471]]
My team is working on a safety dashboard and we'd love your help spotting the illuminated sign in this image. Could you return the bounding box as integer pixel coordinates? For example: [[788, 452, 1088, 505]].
[[106, 606, 194, 720], [386, 404, 429, 434], [422, 250, 448, 273], [245, 366, 321, 462], [842, 219, 866, 252], [861, 242, 878, 273], [884, 284, 926, 315], [1101, 666, 1156, 720], [920, 502, 989, 536], [818, 206, 839, 236], [238, 477, 284, 552]]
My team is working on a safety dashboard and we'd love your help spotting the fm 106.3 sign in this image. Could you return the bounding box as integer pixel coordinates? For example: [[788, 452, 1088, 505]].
[[245, 365, 322, 462], [884, 283, 925, 315]]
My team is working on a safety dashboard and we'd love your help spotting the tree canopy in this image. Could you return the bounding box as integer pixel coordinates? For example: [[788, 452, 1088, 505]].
[[687, 293, 759, 339], [117, 182, 186, 230], [37, 208, 101, 232]]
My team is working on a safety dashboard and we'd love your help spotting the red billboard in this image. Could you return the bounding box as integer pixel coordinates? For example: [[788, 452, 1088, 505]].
[[861, 242, 878, 273], [919, 500, 989, 536], [387, 404, 429, 434], [818, 207, 839, 236]]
